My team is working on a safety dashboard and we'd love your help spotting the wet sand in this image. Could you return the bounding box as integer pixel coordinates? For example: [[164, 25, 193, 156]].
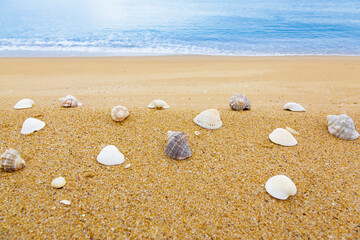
[[0, 56, 359, 239]]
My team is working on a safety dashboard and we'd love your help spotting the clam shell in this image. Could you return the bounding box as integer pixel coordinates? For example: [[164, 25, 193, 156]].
[[0, 149, 26, 172], [60, 200, 71, 205], [111, 105, 129, 122], [165, 131, 191, 160], [51, 177, 66, 188], [327, 114, 359, 140], [229, 93, 251, 111], [20, 118, 46, 135], [193, 109, 222, 129], [148, 99, 170, 109], [97, 145, 125, 165], [14, 99, 35, 109], [265, 175, 297, 200], [59, 95, 82, 108], [284, 102, 306, 112], [269, 128, 297, 146]]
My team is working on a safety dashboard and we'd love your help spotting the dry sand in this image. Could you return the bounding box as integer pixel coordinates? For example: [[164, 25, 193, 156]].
[[0, 56, 359, 239]]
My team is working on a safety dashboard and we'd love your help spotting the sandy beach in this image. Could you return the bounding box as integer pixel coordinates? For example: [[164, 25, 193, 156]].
[[0, 56, 359, 239]]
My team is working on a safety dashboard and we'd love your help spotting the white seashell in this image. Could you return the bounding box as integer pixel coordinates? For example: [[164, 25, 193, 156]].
[[194, 131, 201, 136], [60, 200, 71, 205], [269, 128, 297, 146], [265, 175, 297, 200], [111, 105, 129, 122], [284, 102, 306, 112], [20, 118, 46, 135], [14, 99, 35, 109], [327, 114, 359, 140], [97, 145, 125, 166], [229, 93, 251, 111], [124, 163, 131, 169], [51, 177, 66, 188], [59, 95, 82, 108], [148, 99, 170, 109], [193, 109, 222, 129], [286, 126, 299, 135]]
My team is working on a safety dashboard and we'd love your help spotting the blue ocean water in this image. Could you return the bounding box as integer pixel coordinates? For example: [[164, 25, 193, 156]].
[[1, 0, 360, 56]]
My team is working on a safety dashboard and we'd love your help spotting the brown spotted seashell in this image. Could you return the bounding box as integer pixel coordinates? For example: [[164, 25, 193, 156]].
[[165, 131, 191, 160], [111, 105, 129, 122], [0, 149, 26, 172], [229, 93, 251, 111]]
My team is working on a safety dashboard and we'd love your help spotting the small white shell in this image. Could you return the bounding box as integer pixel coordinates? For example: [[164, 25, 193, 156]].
[[59, 95, 82, 108], [14, 99, 35, 109], [148, 99, 170, 109], [20, 118, 46, 135], [284, 102, 306, 112], [327, 114, 359, 140], [269, 128, 297, 146], [286, 126, 299, 135], [60, 200, 71, 205], [97, 145, 125, 166], [265, 175, 297, 200], [193, 109, 222, 129], [51, 177, 66, 188], [111, 105, 129, 122]]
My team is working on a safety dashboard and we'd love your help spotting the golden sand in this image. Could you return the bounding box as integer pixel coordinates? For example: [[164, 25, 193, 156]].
[[0, 57, 359, 239]]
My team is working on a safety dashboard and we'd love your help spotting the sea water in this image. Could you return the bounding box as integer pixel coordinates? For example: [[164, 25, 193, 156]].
[[1, 0, 360, 56]]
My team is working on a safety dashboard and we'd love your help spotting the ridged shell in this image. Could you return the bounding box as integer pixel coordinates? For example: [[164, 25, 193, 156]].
[[284, 102, 306, 112], [14, 99, 35, 109], [265, 175, 297, 200], [111, 105, 129, 122], [269, 128, 297, 146], [193, 109, 222, 129], [327, 114, 359, 140], [148, 99, 170, 109], [97, 145, 125, 165], [0, 149, 26, 172], [229, 93, 251, 111], [165, 131, 191, 160], [20, 118, 46, 135], [59, 95, 82, 108]]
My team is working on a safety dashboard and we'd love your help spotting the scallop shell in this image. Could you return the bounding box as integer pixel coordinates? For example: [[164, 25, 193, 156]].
[[0, 149, 26, 172], [193, 109, 222, 129], [111, 105, 129, 122], [269, 128, 297, 146], [229, 93, 251, 111], [284, 102, 306, 112], [59, 95, 82, 108], [165, 131, 191, 160], [51, 177, 66, 188], [265, 175, 297, 200], [20, 118, 46, 135], [14, 99, 35, 109], [327, 114, 359, 140], [148, 99, 170, 109], [97, 145, 125, 166]]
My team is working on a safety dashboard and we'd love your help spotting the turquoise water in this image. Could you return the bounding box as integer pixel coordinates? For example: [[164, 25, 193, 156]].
[[1, 0, 360, 56]]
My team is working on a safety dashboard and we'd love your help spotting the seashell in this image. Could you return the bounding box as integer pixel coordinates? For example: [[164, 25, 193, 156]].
[[60, 200, 71, 205], [327, 114, 359, 140], [59, 95, 82, 108], [286, 126, 299, 135], [124, 163, 131, 169], [20, 118, 46, 135], [97, 145, 125, 165], [269, 128, 297, 146], [193, 109, 222, 129], [194, 131, 201, 136], [111, 105, 129, 122], [265, 175, 297, 200], [51, 177, 66, 188], [165, 131, 191, 160], [148, 99, 170, 109], [284, 102, 306, 112], [14, 98, 35, 109], [0, 149, 26, 172], [229, 93, 251, 111]]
